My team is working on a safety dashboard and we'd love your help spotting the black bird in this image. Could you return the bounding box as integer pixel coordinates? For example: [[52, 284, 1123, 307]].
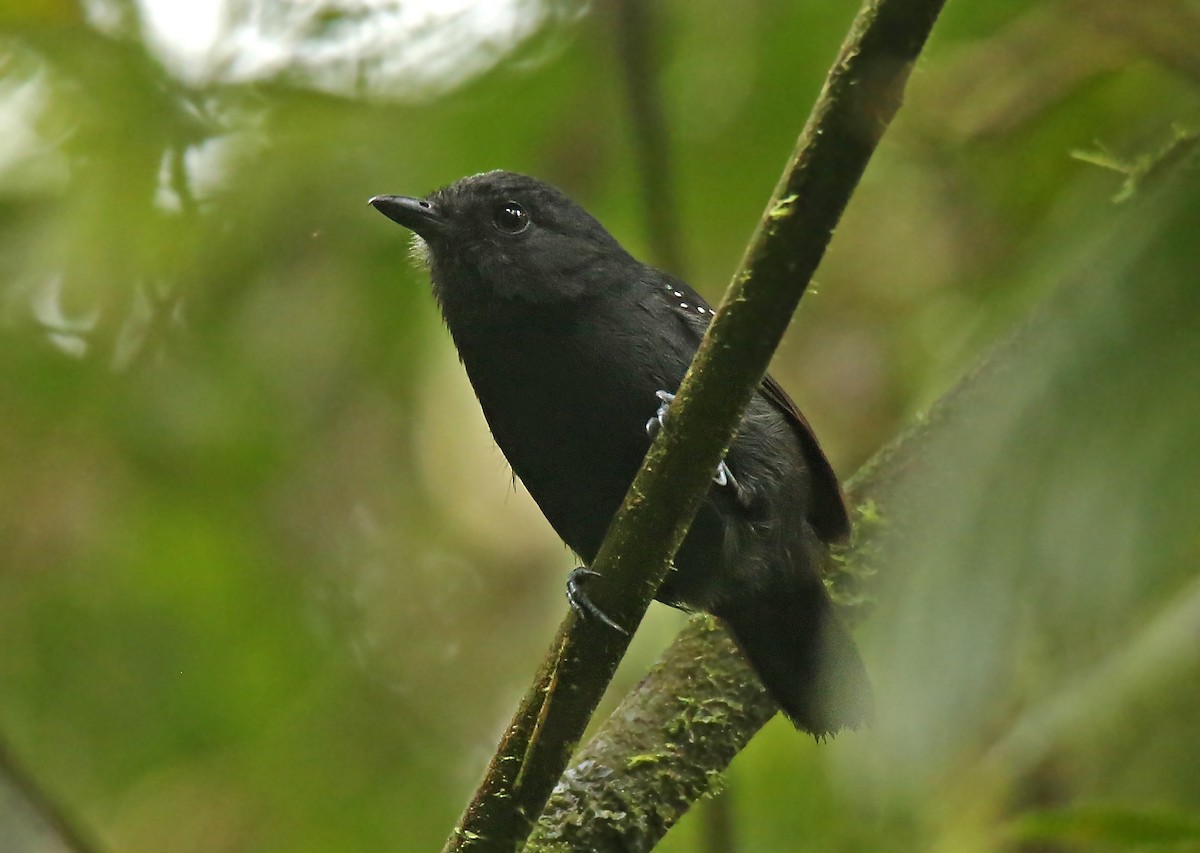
[[370, 171, 871, 736]]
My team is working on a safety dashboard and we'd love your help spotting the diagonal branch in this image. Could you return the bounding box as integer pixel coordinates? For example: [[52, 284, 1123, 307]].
[[440, 1, 947, 850], [527, 162, 1200, 848], [524, 316, 1039, 850]]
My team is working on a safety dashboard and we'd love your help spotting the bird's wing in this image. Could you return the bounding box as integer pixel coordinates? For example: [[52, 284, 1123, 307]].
[[657, 276, 852, 545], [756, 371, 851, 544]]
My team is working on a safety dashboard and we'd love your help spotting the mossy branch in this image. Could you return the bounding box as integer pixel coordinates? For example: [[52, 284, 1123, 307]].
[[524, 166, 1200, 849], [524, 316, 1039, 851], [440, 0, 946, 850]]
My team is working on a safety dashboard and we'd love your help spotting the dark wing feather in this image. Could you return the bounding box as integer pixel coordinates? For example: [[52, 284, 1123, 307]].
[[656, 275, 851, 545], [757, 372, 851, 544]]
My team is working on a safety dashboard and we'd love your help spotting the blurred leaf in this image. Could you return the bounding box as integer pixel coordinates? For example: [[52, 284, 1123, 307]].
[[0, 0, 81, 29], [1012, 805, 1200, 848]]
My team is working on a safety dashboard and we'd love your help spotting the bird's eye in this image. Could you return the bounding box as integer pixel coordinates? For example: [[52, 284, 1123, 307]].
[[493, 201, 529, 234]]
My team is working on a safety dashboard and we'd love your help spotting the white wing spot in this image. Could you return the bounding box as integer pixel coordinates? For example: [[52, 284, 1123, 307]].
[[680, 303, 689, 309], [673, 291, 682, 297]]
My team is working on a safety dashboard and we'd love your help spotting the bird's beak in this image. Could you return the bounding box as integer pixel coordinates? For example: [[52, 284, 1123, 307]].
[[369, 195, 446, 239]]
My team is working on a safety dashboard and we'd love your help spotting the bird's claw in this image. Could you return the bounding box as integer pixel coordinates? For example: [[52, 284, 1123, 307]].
[[645, 389, 741, 492], [566, 567, 628, 635], [644, 389, 674, 439]]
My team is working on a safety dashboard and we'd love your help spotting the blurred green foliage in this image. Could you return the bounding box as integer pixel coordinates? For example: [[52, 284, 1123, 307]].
[[1, 0, 1198, 851]]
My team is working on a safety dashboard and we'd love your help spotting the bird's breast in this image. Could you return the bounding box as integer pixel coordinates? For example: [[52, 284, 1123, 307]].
[[450, 305, 686, 561]]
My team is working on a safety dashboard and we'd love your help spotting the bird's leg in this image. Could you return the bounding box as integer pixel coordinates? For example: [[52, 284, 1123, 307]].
[[645, 389, 743, 495], [566, 567, 629, 635]]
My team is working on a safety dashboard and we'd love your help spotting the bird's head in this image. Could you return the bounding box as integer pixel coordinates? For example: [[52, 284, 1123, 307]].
[[370, 171, 634, 317]]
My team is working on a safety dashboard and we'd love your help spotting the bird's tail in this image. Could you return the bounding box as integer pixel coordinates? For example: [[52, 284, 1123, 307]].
[[717, 574, 873, 737]]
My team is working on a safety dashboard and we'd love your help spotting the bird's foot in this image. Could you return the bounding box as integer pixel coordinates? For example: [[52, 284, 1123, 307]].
[[645, 389, 742, 493], [644, 389, 675, 440], [566, 567, 628, 635]]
